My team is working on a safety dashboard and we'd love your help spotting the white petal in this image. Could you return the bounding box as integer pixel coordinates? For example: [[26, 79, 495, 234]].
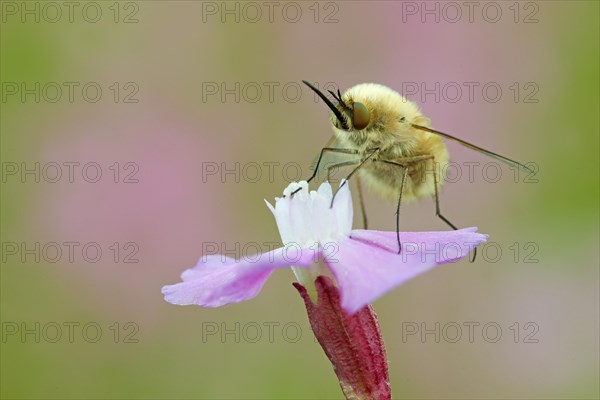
[[270, 181, 354, 247]]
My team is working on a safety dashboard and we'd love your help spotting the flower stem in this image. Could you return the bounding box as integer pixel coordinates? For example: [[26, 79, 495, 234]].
[[294, 276, 391, 400]]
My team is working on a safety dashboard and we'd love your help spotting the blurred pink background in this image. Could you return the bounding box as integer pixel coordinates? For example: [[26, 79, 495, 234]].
[[1, 1, 598, 399]]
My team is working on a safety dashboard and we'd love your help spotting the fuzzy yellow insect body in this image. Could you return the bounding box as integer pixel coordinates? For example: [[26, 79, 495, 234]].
[[299, 80, 531, 255], [331, 83, 449, 202]]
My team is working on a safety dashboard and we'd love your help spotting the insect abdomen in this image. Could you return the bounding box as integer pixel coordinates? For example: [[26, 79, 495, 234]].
[[360, 135, 449, 202]]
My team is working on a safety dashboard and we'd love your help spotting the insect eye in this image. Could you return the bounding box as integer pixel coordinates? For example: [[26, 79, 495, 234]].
[[352, 102, 370, 130]]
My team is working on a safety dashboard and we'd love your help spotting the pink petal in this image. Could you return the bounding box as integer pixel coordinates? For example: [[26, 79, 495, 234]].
[[324, 228, 488, 314], [180, 255, 237, 281], [162, 247, 317, 307]]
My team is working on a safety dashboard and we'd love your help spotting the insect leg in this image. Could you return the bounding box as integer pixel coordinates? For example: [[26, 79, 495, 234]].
[[429, 157, 477, 262], [429, 157, 457, 230], [327, 161, 370, 230], [326, 161, 360, 183], [377, 156, 476, 261], [291, 147, 359, 196], [330, 148, 380, 207], [356, 175, 368, 229], [380, 154, 457, 232], [396, 167, 409, 254], [376, 160, 409, 254]]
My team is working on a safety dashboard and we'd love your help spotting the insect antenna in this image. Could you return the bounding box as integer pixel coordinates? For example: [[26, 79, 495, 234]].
[[327, 89, 341, 102], [328, 89, 351, 112], [302, 80, 348, 130]]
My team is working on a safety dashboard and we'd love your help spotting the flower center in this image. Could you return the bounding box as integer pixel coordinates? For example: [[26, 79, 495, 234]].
[[269, 181, 353, 248]]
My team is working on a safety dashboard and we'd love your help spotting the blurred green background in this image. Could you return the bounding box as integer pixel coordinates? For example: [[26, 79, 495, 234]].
[[1, 1, 598, 399]]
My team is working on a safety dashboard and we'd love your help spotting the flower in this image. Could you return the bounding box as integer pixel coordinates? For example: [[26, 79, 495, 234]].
[[162, 181, 487, 314]]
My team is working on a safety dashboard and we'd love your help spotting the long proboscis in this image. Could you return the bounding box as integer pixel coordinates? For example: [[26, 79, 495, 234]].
[[412, 124, 533, 173], [302, 80, 349, 130]]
